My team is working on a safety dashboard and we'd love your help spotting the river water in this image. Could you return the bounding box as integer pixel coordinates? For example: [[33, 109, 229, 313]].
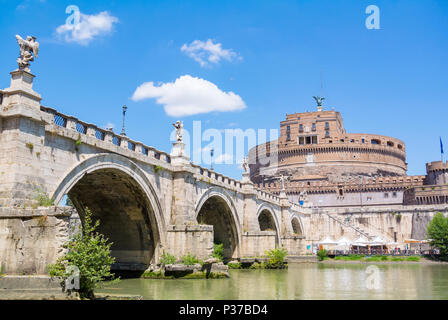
[[98, 263, 448, 299]]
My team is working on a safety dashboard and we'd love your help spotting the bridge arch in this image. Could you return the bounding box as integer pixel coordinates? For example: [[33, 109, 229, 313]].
[[195, 187, 241, 260], [52, 153, 165, 271], [256, 204, 281, 246], [290, 214, 304, 236]]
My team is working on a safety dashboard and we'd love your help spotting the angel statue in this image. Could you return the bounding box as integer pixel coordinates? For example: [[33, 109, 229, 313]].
[[277, 174, 289, 191], [15, 35, 39, 71], [312, 96, 325, 107], [172, 120, 183, 142], [241, 157, 249, 174]]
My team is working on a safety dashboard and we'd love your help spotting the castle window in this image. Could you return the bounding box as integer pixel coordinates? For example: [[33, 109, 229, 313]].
[[312, 123, 316, 131], [384, 193, 389, 198], [350, 139, 355, 143], [361, 138, 365, 143], [306, 136, 311, 144], [392, 192, 397, 198], [325, 122, 329, 130], [338, 188, 344, 196], [397, 144, 403, 150], [299, 136, 305, 145], [340, 139, 345, 143], [286, 132, 290, 141], [325, 130, 330, 138], [299, 124, 303, 133], [387, 141, 394, 147], [312, 136, 317, 144], [371, 139, 381, 145]]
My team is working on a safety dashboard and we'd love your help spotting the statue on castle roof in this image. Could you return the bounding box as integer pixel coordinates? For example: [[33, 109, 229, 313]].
[[172, 120, 184, 142], [312, 96, 325, 107], [15, 35, 39, 72]]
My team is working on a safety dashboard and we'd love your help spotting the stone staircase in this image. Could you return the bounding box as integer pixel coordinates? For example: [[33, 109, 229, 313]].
[[321, 210, 372, 239]]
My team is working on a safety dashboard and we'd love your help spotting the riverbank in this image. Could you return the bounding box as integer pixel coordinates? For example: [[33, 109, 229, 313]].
[[321, 256, 448, 264]]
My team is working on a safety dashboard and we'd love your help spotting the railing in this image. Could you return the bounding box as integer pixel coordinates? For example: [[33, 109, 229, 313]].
[[41, 106, 172, 165], [191, 164, 243, 190]]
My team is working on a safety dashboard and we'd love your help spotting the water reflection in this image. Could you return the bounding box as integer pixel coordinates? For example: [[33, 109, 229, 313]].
[[98, 263, 448, 300]]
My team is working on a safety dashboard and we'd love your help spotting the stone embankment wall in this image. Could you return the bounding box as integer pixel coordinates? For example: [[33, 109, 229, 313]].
[[302, 205, 448, 246]]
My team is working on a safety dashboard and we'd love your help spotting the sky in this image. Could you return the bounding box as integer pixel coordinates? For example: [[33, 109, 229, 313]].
[[0, 0, 447, 180]]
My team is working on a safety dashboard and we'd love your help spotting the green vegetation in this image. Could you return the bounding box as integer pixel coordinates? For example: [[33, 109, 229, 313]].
[[33, 188, 54, 208], [25, 142, 34, 151], [249, 262, 266, 269], [227, 262, 242, 269], [0, 264, 4, 277], [48, 208, 117, 300], [331, 254, 420, 262], [181, 253, 201, 266], [317, 249, 328, 261], [265, 248, 288, 268], [334, 254, 365, 261], [426, 212, 448, 261], [211, 243, 223, 262], [160, 252, 176, 265], [154, 165, 163, 173]]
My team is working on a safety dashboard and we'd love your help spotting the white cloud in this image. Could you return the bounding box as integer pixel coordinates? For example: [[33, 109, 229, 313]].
[[181, 39, 241, 67], [56, 11, 118, 45], [214, 153, 233, 164], [131, 75, 246, 117]]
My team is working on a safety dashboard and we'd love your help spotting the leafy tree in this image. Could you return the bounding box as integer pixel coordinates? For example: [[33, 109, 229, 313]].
[[426, 212, 448, 260], [265, 247, 288, 268], [48, 207, 116, 299]]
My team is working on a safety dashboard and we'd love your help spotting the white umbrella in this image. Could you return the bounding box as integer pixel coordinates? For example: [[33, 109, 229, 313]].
[[352, 236, 369, 247], [319, 236, 337, 245], [370, 236, 386, 246], [335, 237, 351, 251]]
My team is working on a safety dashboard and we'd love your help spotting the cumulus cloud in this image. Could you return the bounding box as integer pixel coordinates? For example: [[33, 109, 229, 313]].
[[56, 10, 118, 45], [131, 75, 246, 117], [181, 39, 241, 67]]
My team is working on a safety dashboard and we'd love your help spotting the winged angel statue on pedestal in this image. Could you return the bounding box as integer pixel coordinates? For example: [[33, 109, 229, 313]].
[[15, 35, 39, 71]]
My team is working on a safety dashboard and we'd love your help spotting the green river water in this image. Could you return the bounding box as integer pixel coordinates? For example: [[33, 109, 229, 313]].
[[98, 263, 448, 300]]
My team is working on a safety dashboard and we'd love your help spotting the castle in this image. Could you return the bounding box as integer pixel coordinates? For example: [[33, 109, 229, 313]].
[[249, 99, 448, 208]]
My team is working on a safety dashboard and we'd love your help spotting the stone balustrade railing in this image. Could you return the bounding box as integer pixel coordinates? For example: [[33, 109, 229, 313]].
[[258, 175, 426, 194], [190, 163, 243, 190], [41, 106, 172, 164]]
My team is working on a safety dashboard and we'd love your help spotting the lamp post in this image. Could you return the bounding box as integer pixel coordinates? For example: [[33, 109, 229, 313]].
[[121, 105, 127, 136], [210, 148, 214, 170]]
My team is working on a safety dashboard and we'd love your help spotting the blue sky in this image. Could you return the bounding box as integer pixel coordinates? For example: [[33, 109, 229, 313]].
[[0, 0, 447, 179]]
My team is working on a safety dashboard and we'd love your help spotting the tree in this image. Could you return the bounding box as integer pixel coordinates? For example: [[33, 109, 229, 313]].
[[48, 207, 117, 299], [426, 212, 448, 260]]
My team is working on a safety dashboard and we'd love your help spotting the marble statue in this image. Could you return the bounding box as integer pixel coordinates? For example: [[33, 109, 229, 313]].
[[172, 120, 184, 142], [15, 35, 39, 71]]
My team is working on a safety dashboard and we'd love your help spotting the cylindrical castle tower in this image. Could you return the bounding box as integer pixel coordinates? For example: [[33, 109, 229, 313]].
[[249, 102, 407, 185]]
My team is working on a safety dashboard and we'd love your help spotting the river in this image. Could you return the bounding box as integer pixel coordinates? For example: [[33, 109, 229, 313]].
[[98, 263, 448, 299]]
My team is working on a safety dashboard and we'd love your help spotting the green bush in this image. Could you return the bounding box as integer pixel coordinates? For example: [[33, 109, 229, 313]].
[[181, 253, 200, 266], [426, 212, 448, 260], [34, 188, 54, 207], [265, 248, 288, 268], [212, 243, 223, 262], [406, 256, 420, 262], [160, 252, 176, 265], [249, 262, 266, 269], [317, 249, 328, 261], [48, 208, 117, 300], [227, 262, 242, 269]]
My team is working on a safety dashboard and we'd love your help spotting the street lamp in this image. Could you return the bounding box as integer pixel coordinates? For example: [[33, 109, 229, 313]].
[[121, 105, 127, 136], [210, 148, 214, 170]]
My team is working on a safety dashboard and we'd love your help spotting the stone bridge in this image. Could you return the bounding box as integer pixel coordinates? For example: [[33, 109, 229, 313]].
[[0, 68, 307, 274]]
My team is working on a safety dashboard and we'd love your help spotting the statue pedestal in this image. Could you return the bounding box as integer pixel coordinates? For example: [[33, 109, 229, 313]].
[[170, 141, 190, 166], [242, 172, 251, 184], [0, 69, 43, 122]]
